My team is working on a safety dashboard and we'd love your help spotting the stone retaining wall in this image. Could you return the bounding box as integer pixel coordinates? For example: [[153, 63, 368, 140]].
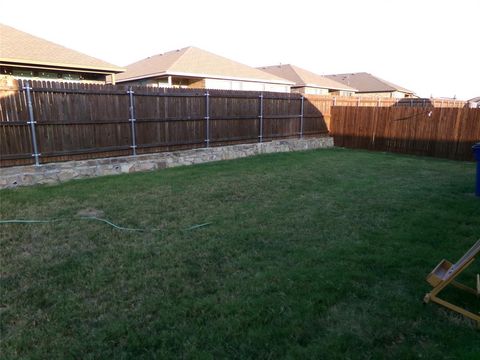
[[0, 137, 333, 189]]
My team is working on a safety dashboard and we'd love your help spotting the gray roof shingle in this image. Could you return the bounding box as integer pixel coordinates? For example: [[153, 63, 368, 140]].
[[325, 72, 414, 94], [258, 64, 357, 91], [116, 47, 293, 84]]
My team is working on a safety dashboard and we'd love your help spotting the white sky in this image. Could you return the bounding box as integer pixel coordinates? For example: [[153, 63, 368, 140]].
[[1, 0, 478, 99]]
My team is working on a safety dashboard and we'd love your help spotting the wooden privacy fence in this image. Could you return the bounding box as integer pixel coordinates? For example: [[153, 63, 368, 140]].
[[330, 106, 480, 161], [0, 80, 328, 167], [304, 94, 465, 130], [0, 79, 472, 167]]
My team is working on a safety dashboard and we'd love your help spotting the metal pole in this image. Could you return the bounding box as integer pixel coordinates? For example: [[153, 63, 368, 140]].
[[127, 87, 137, 156], [300, 95, 304, 138], [258, 93, 264, 143], [333, 97, 336, 106], [357, 97, 360, 107], [377, 97, 381, 107], [24, 81, 40, 166], [205, 91, 210, 147]]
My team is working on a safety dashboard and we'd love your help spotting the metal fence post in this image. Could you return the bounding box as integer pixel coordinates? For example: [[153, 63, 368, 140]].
[[300, 95, 304, 138], [205, 91, 210, 147], [258, 93, 264, 143], [24, 81, 40, 166], [127, 87, 137, 156]]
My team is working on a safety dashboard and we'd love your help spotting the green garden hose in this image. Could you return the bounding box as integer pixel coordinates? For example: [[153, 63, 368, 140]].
[[0, 217, 211, 232]]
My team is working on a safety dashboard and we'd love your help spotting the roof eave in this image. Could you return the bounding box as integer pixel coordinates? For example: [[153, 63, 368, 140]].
[[117, 71, 294, 85], [0, 57, 125, 74], [115, 71, 169, 83], [356, 90, 415, 94], [296, 83, 358, 92]]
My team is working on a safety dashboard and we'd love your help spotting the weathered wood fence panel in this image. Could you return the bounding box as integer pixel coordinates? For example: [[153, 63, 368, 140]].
[[330, 106, 480, 160], [0, 80, 327, 167], [133, 87, 206, 153]]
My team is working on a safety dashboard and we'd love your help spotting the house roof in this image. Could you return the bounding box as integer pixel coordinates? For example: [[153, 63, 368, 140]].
[[115, 46, 293, 85], [258, 64, 357, 92], [0, 23, 124, 73], [325, 72, 414, 94]]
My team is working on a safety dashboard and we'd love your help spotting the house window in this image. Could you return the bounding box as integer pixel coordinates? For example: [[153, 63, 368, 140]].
[[62, 73, 81, 81], [38, 71, 60, 79], [11, 69, 35, 77], [3, 66, 104, 82]]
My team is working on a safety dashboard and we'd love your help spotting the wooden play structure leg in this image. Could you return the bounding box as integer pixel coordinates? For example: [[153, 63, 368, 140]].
[[424, 290, 480, 326], [424, 240, 480, 327]]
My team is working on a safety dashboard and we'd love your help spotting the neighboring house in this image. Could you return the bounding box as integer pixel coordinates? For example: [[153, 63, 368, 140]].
[[0, 24, 124, 85], [258, 64, 357, 96], [467, 97, 480, 108], [325, 72, 416, 98], [113, 47, 293, 93]]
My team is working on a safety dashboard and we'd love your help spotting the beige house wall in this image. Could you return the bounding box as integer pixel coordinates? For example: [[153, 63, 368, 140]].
[[329, 90, 356, 97], [204, 78, 290, 93], [118, 76, 290, 93], [292, 86, 355, 97], [292, 87, 328, 95], [355, 91, 413, 98], [187, 78, 205, 88]]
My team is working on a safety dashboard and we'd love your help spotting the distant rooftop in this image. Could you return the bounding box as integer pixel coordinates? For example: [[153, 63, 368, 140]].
[[258, 64, 357, 91], [325, 72, 414, 94], [0, 23, 124, 73], [115, 46, 293, 84]]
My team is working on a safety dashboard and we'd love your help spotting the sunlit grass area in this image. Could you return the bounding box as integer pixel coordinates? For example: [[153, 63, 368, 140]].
[[1, 148, 479, 359]]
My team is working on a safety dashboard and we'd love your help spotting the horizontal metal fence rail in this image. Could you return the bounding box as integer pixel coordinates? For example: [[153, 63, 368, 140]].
[[0, 80, 326, 166]]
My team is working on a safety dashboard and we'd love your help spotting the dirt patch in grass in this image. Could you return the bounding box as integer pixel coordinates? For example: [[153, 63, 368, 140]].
[[76, 208, 105, 218]]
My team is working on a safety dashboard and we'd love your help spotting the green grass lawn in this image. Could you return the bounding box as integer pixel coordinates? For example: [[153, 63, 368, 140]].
[[1, 148, 479, 359]]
